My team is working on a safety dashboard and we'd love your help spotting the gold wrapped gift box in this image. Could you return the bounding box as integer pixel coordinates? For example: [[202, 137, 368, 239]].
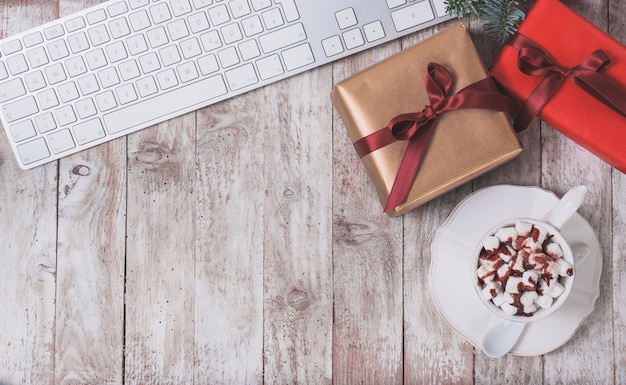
[[331, 24, 523, 216]]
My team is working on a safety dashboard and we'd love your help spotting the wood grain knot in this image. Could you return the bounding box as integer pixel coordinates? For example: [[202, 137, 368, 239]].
[[71, 165, 91, 176], [333, 219, 375, 245], [286, 288, 310, 311], [134, 145, 165, 164]]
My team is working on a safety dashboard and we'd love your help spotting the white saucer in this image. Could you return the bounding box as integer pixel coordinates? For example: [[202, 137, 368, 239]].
[[429, 185, 602, 356]]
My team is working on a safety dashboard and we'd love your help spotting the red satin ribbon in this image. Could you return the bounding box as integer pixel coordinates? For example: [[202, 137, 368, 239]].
[[353, 62, 516, 213], [507, 33, 626, 131]]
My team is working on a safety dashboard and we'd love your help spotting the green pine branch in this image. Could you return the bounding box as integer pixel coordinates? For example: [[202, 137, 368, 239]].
[[445, 0, 528, 41]]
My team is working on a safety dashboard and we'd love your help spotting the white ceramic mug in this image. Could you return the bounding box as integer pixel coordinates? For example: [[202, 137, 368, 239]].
[[474, 185, 589, 357]]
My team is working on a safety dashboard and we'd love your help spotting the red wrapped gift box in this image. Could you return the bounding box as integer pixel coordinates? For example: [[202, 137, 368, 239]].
[[490, 0, 626, 173]]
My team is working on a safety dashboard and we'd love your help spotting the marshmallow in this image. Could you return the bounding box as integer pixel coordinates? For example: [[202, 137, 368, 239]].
[[482, 236, 500, 254], [515, 221, 533, 237], [481, 282, 499, 300], [496, 262, 510, 281], [505, 276, 522, 294], [549, 282, 565, 298], [528, 253, 548, 270], [545, 242, 564, 259], [532, 225, 548, 244], [498, 245, 516, 263], [512, 236, 525, 251], [500, 302, 519, 315], [536, 295, 554, 309], [494, 227, 517, 243], [523, 302, 538, 315], [510, 254, 525, 274], [477, 264, 495, 282], [557, 258, 574, 277], [522, 237, 543, 254], [521, 270, 539, 290], [492, 292, 506, 307], [520, 290, 539, 307]]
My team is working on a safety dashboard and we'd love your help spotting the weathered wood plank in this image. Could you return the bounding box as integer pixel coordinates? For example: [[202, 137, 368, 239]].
[[331, 43, 404, 385], [52, 0, 126, 383], [0, 2, 58, 384], [540, 1, 614, 383], [192, 92, 264, 384], [261, 67, 334, 384], [610, 0, 626, 384], [124, 116, 196, 384]]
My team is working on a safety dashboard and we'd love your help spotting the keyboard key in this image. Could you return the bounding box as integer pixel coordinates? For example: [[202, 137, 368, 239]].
[[364, 21, 385, 42], [109, 18, 132, 39], [0, 78, 27, 103], [86, 9, 108, 25], [48, 129, 76, 154], [432, 0, 449, 17], [126, 34, 149, 55], [75, 98, 98, 118], [250, 0, 271, 11], [2, 96, 39, 123], [65, 17, 87, 33], [68, 32, 91, 54], [259, 23, 306, 53], [170, 0, 193, 16], [1, 39, 22, 55], [276, 0, 299, 22], [24, 71, 47, 92], [136, 76, 158, 97], [98, 67, 121, 88], [9, 119, 36, 142], [0, 63, 7, 80], [7, 54, 29, 75], [262, 8, 284, 29], [335, 8, 357, 30], [188, 12, 211, 33], [53, 87, 77, 110], [95, 90, 118, 111], [225, 63, 257, 90], [156, 68, 179, 89], [239, 40, 260, 60], [200, 30, 222, 51], [159, 45, 182, 66], [44, 63, 67, 85], [118, 59, 141, 81], [26, 47, 50, 68], [17, 138, 50, 165], [391, 2, 435, 31], [88, 25, 112, 46], [55, 105, 77, 126], [149, 3, 173, 24], [322, 35, 343, 57], [129, 10, 152, 32], [208, 4, 230, 25], [85, 48, 109, 70], [282, 43, 314, 70], [129, 0, 150, 10], [386, 0, 406, 8], [105, 40, 129, 62], [65, 56, 88, 77], [167, 19, 190, 41], [177, 61, 199, 82], [147, 26, 170, 48], [180, 37, 202, 59], [256, 54, 283, 80], [242, 15, 263, 36], [108, 1, 129, 17], [34, 112, 57, 133], [43, 24, 65, 40], [218, 46, 239, 68], [58, 82, 80, 102], [103, 74, 227, 134], [47, 40, 70, 61], [37, 89, 60, 110], [229, 0, 251, 18], [116, 83, 138, 104], [343, 28, 364, 50], [139, 52, 162, 73], [73, 118, 106, 145], [197, 54, 219, 75], [192, 0, 213, 9], [77, 74, 100, 95], [23, 32, 44, 48], [221, 23, 243, 44]]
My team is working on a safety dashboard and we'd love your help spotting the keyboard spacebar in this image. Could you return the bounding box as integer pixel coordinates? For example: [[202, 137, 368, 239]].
[[103, 74, 228, 134]]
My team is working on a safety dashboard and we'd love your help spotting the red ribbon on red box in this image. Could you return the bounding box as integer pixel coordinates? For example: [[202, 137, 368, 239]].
[[353, 62, 517, 213], [508, 33, 626, 131]]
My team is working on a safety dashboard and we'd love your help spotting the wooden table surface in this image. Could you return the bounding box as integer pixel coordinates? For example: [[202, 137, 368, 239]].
[[1, 0, 624, 384]]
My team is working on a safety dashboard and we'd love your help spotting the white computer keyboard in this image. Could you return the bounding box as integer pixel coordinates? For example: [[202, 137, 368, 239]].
[[0, 0, 451, 169]]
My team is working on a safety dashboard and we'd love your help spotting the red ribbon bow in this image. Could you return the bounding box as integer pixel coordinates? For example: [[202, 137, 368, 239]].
[[508, 33, 626, 131], [353, 62, 516, 213]]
